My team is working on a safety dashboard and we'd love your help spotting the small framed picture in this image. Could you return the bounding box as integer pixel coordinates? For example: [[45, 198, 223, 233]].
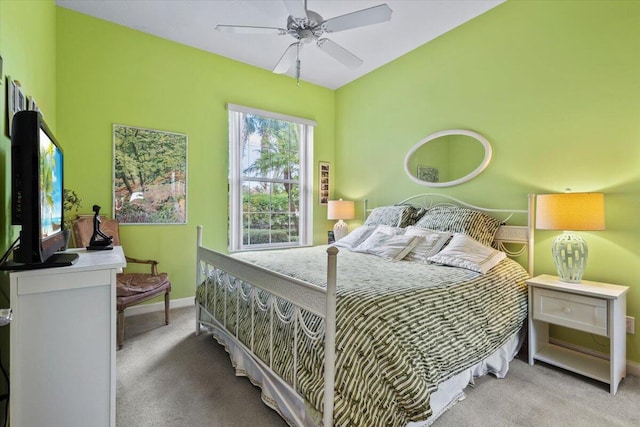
[[327, 230, 335, 244], [417, 165, 439, 183], [28, 96, 41, 116], [6, 76, 26, 136], [319, 161, 330, 205], [7, 77, 16, 117], [16, 85, 26, 111]]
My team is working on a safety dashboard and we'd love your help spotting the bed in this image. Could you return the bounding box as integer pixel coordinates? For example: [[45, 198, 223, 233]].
[[195, 194, 534, 426]]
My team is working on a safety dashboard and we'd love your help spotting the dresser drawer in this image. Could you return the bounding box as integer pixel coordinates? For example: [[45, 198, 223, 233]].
[[532, 288, 608, 336]]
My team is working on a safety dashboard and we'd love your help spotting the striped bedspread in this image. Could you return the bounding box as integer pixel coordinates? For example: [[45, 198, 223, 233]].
[[196, 245, 529, 427]]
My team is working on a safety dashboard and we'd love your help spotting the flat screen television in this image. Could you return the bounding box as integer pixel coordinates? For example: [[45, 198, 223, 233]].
[[1, 110, 78, 270]]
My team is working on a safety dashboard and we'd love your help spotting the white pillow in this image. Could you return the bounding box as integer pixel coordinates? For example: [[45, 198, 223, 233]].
[[333, 226, 375, 250], [373, 225, 406, 236], [427, 233, 507, 274], [354, 226, 405, 252], [360, 234, 421, 261], [403, 226, 453, 263]]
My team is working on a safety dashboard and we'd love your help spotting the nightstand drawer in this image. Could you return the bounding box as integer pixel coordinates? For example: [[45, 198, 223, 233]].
[[533, 288, 607, 336]]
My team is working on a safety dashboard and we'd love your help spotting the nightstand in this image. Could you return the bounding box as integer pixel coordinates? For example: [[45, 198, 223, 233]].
[[527, 274, 629, 395]]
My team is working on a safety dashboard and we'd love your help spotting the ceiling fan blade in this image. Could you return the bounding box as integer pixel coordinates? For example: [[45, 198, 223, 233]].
[[322, 4, 392, 33], [283, 0, 308, 21], [216, 25, 287, 35], [273, 42, 302, 74], [317, 38, 363, 69]]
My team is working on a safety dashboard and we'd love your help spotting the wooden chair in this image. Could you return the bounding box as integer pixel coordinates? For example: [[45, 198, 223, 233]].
[[71, 216, 171, 349]]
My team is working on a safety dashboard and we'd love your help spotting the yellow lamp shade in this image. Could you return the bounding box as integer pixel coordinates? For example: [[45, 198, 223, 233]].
[[327, 199, 355, 220], [536, 193, 605, 231]]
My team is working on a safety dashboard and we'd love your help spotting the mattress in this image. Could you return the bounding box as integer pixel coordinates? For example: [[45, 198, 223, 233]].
[[196, 245, 529, 426]]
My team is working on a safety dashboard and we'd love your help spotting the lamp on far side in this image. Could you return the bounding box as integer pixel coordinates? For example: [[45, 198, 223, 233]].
[[328, 199, 355, 241], [535, 192, 605, 283]]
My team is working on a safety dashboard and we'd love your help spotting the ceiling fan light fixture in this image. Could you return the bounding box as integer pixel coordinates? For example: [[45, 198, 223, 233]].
[[299, 29, 315, 43]]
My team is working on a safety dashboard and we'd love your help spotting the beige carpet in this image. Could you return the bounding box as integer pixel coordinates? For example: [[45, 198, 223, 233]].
[[116, 306, 287, 427], [117, 306, 639, 427]]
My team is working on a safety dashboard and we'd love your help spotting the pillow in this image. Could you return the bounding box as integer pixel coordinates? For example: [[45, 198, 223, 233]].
[[358, 233, 421, 261], [372, 225, 406, 236], [364, 205, 418, 228], [354, 226, 405, 252], [402, 226, 453, 263], [414, 207, 428, 222], [333, 226, 375, 250], [427, 233, 507, 274], [414, 206, 502, 247]]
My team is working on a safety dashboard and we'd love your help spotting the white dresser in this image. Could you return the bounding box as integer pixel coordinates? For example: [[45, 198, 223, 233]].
[[9, 247, 126, 427]]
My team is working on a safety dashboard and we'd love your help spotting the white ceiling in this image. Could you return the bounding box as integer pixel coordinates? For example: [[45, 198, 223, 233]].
[[56, 0, 504, 90]]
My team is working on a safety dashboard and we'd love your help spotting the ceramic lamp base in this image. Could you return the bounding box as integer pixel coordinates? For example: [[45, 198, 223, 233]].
[[552, 232, 588, 283], [333, 220, 349, 241]]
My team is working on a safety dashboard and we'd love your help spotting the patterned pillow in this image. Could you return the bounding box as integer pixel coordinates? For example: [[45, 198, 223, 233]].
[[427, 233, 506, 273], [364, 205, 418, 228], [414, 206, 502, 247], [402, 226, 453, 263]]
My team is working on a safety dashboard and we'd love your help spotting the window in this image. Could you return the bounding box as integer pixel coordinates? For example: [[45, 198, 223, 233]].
[[228, 104, 315, 251]]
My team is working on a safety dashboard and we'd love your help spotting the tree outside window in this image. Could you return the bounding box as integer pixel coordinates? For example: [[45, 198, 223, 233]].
[[228, 106, 314, 250]]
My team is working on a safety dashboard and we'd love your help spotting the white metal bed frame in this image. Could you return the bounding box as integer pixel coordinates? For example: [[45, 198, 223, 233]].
[[195, 193, 534, 426]]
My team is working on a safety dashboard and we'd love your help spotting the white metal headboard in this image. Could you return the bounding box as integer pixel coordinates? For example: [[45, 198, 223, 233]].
[[364, 193, 535, 275]]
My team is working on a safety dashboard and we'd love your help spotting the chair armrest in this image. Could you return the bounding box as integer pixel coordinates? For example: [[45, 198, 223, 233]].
[[125, 256, 160, 275]]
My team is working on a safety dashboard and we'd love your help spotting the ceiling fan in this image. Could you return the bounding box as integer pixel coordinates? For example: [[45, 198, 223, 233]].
[[216, 0, 393, 83]]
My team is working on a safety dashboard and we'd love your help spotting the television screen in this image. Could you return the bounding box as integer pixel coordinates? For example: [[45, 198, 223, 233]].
[[0, 110, 78, 270], [40, 128, 64, 240]]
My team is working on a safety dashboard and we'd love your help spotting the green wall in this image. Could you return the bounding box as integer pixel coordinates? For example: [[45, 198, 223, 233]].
[[0, 1, 57, 250], [55, 8, 335, 301], [335, 1, 640, 362], [0, 0, 58, 408]]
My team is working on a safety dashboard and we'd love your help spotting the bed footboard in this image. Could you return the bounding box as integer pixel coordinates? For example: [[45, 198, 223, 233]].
[[195, 226, 336, 427]]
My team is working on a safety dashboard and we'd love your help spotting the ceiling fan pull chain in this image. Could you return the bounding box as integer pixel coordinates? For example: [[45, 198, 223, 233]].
[[296, 42, 301, 86]]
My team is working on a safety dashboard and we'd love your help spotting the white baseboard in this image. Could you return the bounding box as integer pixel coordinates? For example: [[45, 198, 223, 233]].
[[124, 296, 194, 317], [549, 337, 640, 377]]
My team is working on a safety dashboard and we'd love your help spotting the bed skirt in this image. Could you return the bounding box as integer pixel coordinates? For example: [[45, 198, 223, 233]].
[[198, 304, 524, 427]]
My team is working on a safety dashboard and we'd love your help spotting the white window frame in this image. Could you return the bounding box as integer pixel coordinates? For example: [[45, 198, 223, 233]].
[[227, 103, 315, 251]]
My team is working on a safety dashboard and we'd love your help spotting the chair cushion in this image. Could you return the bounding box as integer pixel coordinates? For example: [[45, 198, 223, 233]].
[[117, 279, 171, 312], [117, 272, 170, 297]]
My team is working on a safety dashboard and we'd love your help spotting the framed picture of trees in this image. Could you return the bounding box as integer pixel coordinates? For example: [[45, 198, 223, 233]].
[[113, 124, 187, 224]]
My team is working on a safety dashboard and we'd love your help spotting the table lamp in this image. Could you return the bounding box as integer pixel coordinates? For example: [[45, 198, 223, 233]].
[[535, 192, 605, 283], [328, 199, 355, 241]]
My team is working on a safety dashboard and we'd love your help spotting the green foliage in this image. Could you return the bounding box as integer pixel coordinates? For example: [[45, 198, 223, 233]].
[[242, 229, 297, 245], [63, 188, 82, 228], [40, 143, 58, 221], [242, 115, 300, 181], [116, 200, 149, 223], [242, 192, 299, 246], [240, 114, 302, 246]]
